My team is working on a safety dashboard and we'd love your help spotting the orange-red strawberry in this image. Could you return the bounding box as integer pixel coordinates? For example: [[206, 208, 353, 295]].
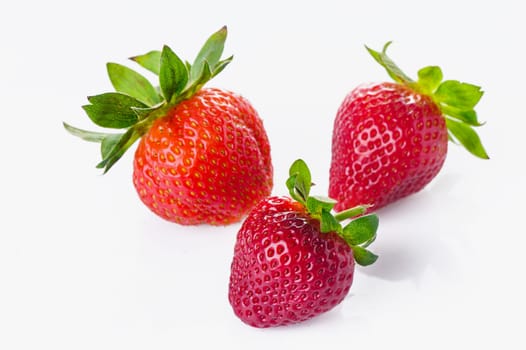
[[329, 43, 488, 211], [229, 160, 378, 328], [64, 27, 273, 225]]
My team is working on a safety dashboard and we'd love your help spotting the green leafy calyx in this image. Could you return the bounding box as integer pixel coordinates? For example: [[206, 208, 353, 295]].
[[64, 26, 233, 173], [286, 159, 379, 266], [366, 42, 489, 160]]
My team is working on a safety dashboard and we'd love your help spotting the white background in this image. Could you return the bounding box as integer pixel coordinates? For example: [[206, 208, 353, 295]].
[[1, 0, 524, 349]]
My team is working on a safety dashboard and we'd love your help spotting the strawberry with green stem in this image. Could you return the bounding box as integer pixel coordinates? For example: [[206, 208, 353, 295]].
[[329, 42, 489, 211], [229, 159, 378, 328], [64, 27, 273, 225]]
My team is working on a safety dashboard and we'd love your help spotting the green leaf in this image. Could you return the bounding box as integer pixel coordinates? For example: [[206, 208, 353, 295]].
[[100, 133, 123, 160], [286, 175, 298, 202], [63, 122, 109, 143], [435, 80, 483, 110], [447, 130, 457, 143], [185, 60, 192, 73], [289, 159, 311, 191], [342, 214, 379, 246], [188, 60, 212, 94], [286, 159, 312, 204], [130, 50, 161, 75], [63, 122, 128, 170], [82, 93, 147, 128], [106, 63, 160, 106], [159, 45, 188, 102], [306, 196, 337, 216], [96, 127, 141, 173], [131, 105, 164, 121], [365, 42, 413, 84], [446, 118, 489, 159], [320, 209, 342, 233], [352, 246, 378, 266], [417, 66, 443, 93], [190, 26, 227, 82], [441, 105, 483, 126], [212, 55, 233, 77]]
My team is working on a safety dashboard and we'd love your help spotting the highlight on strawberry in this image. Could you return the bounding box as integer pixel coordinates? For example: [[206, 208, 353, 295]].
[[329, 42, 489, 212], [228, 159, 378, 328], [64, 27, 273, 225]]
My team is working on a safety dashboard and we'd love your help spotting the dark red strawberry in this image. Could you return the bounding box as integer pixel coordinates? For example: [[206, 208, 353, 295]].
[[229, 159, 378, 328], [329, 42, 488, 211], [64, 27, 273, 225]]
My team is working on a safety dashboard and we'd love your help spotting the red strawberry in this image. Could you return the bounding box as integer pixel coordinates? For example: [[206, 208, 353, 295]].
[[229, 159, 378, 328], [64, 27, 273, 225], [329, 43, 488, 211]]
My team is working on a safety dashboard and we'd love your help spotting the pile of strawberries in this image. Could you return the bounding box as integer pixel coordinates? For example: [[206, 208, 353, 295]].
[[65, 27, 488, 328]]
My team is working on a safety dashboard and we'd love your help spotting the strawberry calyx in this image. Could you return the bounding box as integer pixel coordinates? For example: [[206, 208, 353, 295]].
[[366, 42, 489, 159], [286, 159, 378, 266], [64, 26, 233, 173]]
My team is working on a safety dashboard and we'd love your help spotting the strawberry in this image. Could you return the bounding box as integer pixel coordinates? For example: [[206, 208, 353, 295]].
[[228, 159, 378, 328], [329, 43, 489, 211], [64, 27, 273, 225]]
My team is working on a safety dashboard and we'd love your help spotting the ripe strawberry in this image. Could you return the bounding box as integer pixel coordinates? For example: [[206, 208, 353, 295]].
[[229, 159, 378, 328], [329, 43, 489, 211], [64, 27, 273, 225]]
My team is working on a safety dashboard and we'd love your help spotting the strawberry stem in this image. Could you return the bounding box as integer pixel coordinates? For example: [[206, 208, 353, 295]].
[[333, 205, 371, 222]]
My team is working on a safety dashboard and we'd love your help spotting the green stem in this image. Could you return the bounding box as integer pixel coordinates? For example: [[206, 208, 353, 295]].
[[334, 205, 371, 221]]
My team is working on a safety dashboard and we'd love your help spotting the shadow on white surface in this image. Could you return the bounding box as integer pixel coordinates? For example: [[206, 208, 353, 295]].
[[358, 172, 465, 284]]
